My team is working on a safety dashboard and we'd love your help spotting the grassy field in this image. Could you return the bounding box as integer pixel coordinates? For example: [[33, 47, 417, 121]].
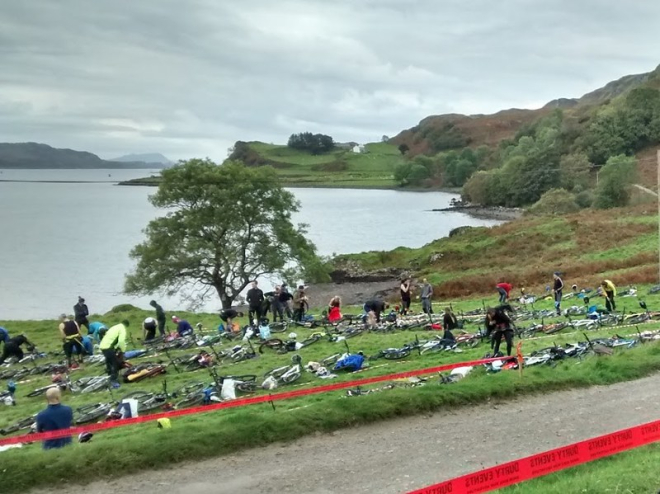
[[2, 290, 660, 493], [500, 443, 660, 493], [333, 203, 660, 300], [119, 142, 405, 188], [246, 141, 403, 188]]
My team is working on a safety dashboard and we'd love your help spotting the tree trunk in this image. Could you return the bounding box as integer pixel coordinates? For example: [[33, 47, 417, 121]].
[[215, 284, 233, 309]]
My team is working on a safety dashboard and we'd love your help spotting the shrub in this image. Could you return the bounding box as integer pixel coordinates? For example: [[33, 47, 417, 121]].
[[528, 189, 579, 215]]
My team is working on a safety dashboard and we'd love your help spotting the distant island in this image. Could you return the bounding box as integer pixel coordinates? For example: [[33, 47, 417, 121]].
[[111, 153, 173, 166], [0, 142, 170, 169]]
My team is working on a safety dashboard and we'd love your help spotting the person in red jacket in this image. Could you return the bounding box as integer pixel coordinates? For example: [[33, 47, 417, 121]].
[[496, 282, 513, 304]]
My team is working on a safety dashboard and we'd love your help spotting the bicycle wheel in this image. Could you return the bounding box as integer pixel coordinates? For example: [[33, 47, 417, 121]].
[[172, 381, 206, 398], [281, 370, 301, 384], [81, 376, 110, 393], [75, 403, 111, 424], [174, 392, 205, 409], [121, 391, 159, 412], [384, 349, 410, 360], [236, 381, 257, 393], [26, 385, 54, 398]]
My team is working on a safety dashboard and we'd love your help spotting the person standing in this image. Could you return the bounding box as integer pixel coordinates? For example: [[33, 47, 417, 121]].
[[292, 285, 308, 322], [496, 282, 513, 304], [58, 314, 84, 369], [420, 279, 433, 314], [246, 281, 265, 324], [73, 297, 90, 333], [601, 280, 617, 312], [552, 272, 564, 316], [150, 300, 166, 336], [400, 278, 412, 315], [36, 388, 73, 450], [268, 286, 285, 322], [99, 320, 129, 389], [280, 284, 294, 319]]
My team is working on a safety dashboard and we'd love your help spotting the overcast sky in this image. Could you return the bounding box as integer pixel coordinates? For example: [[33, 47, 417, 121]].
[[1, 0, 659, 161]]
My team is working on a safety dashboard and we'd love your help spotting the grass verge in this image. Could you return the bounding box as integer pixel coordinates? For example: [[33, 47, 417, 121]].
[[499, 442, 660, 493]]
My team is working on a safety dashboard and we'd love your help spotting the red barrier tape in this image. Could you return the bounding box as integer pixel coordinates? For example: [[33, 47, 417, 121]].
[[0, 356, 505, 447], [408, 419, 660, 494]]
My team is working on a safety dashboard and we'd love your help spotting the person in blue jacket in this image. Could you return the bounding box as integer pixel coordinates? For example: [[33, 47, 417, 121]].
[[72, 335, 94, 356], [36, 387, 73, 450], [0, 327, 9, 345], [172, 316, 193, 337], [88, 321, 107, 342]]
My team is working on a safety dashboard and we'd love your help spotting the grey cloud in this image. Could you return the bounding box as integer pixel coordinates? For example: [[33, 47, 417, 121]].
[[0, 0, 659, 161]]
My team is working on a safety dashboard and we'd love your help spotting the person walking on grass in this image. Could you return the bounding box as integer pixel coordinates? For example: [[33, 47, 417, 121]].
[[150, 300, 166, 336], [36, 387, 72, 450], [601, 280, 617, 312], [73, 297, 90, 333], [552, 272, 564, 316], [58, 314, 84, 369], [99, 320, 129, 389], [420, 278, 433, 314], [400, 278, 412, 315], [496, 282, 513, 304], [246, 281, 265, 324]]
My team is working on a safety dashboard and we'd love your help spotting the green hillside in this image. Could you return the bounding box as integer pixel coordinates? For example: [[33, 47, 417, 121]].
[[227, 141, 404, 188]]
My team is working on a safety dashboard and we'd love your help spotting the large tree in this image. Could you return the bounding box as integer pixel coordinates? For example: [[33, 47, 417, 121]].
[[124, 159, 325, 308]]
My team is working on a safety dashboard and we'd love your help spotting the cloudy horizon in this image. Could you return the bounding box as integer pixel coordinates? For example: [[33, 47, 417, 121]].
[[1, 0, 659, 161]]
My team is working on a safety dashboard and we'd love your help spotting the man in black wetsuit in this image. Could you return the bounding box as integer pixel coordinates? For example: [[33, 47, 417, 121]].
[[0, 333, 36, 364], [363, 300, 389, 323], [246, 281, 265, 324], [485, 307, 514, 357], [150, 300, 167, 336]]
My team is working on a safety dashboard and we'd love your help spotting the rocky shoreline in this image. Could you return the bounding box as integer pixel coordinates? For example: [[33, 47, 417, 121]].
[[431, 205, 523, 221]]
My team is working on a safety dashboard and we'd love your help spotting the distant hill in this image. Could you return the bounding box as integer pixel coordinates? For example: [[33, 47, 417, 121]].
[[112, 153, 172, 165], [390, 64, 660, 157], [0, 143, 167, 169]]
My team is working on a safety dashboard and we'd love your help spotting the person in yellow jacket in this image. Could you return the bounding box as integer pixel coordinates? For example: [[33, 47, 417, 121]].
[[99, 320, 130, 389], [601, 280, 616, 313]]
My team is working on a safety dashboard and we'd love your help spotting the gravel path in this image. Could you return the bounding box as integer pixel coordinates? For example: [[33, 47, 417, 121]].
[[31, 374, 660, 494]]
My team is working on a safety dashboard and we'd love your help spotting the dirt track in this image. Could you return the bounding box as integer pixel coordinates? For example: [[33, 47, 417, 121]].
[[31, 374, 660, 494]]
